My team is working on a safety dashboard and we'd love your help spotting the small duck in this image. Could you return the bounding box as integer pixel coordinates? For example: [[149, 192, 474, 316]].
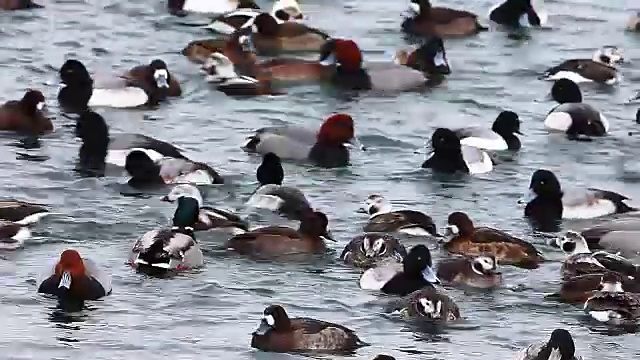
[[161, 184, 248, 234], [514, 329, 583, 360], [627, 12, 640, 32], [125, 149, 224, 189], [558, 231, 640, 280], [0, 199, 49, 225], [544, 79, 609, 140], [436, 255, 503, 289], [392, 38, 451, 77], [168, 0, 258, 16], [444, 211, 544, 269], [130, 197, 204, 271], [251, 305, 367, 353], [58, 59, 149, 111], [583, 272, 640, 325], [359, 194, 438, 236], [402, 0, 487, 37], [0, 220, 32, 250], [0, 90, 52, 135], [204, 0, 303, 35], [37, 249, 112, 301], [237, 13, 329, 53], [581, 218, 640, 251], [360, 244, 440, 296], [120, 59, 182, 105], [340, 233, 407, 268], [546, 273, 640, 305], [246, 152, 313, 220], [182, 37, 251, 65], [225, 210, 333, 257], [202, 53, 283, 96], [524, 169, 635, 223], [453, 110, 522, 151], [540, 46, 624, 85], [242, 113, 362, 168], [421, 128, 493, 175], [394, 287, 460, 323], [0, 0, 42, 10], [488, 0, 547, 28]]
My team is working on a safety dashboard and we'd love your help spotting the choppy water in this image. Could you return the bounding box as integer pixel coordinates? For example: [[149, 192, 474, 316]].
[[1, 0, 640, 359]]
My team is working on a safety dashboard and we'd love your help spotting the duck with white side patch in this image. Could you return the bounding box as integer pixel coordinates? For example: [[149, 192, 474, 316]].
[[540, 46, 624, 85], [0, 221, 31, 250], [514, 329, 583, 360], [583, 272, 640, 325], [455, 110, 522, 151], [421, 128, 493, 175], [359, 194, 439, 237]]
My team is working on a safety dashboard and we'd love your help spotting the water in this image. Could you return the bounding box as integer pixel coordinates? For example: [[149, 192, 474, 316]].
[[1, 0, 640, 359]]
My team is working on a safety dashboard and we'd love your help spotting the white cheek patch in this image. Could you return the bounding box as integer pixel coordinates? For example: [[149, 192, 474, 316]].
[[154, 69, 169, 88], [36, 102, 45, 111], [433, 51, 447, 67], [264, 315, 275, 326], [447, 225, 459, 235]]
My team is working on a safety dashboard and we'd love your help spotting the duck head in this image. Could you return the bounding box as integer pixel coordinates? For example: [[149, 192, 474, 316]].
[[319, 39, 363, 72], [76, 110, 109, 147], [404, 244, 440, 284], [271, 0, 304, 21], [257, 152, 284, 186], [444, 211, 474, 240], [471, 255, 499, 276], [598, 272, 624, 292], [203, 52, 244, 83], [20, 89, 46, 116], [125, 150, 162, 186], [172, 196, 200, 233], [558, 231, 590, 256], [360, 194, 392, 216], [59, 59, 93, 88], [253, 305, 291, 336], [544, 329, 577, 360], [409, 0, 431, 15], [550, 79, 583, 104], [161, 184, 204, 207], [492, 110, 522, 137], [593, 46, 624, 65], [431, 127, 462, 154], [317, 113, 362, 149], [252, 13, 280, 37], [54, 249, 86, 294], [524, 169, 563, 202], [149, 59, 171, 90], [299, 210, 335, 241]]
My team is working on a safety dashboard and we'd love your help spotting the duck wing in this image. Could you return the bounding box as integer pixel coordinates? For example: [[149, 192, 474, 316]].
[[543, 59, 617, 83], [563, 254, 608, 279], [291, 317, 362, 350], [585, 291, 640, 320], [581, 219, 640, 246], [364, 211, 436, 234], [472, 227, 541, 254], [200, 207, 249, 230], [256, 125, 318, 145], [588, 188, 636, 213], [0, 200, 47, 223], [109, 134, 185, 159], [592, 251, 640, 278]]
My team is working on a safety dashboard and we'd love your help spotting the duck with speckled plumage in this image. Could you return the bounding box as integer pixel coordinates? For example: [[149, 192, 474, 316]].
[[436, 255, 503, 289], [340, 233, 406, 268], [540, 46, 624, 85], [358, 194, 438, 237], [204, 0, 304, 35], [583, 272, 640, 325]]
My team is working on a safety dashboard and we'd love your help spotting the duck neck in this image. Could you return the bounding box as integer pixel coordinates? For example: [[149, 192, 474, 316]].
[[498, 132, 521, 150], [525, 193, 563, 218]]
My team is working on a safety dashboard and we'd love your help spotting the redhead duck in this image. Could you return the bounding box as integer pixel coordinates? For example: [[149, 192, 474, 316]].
[[246, 152, 313, 220], [515, 329, 583, 360], [402, 0, 487, 37], [0, 199, 48, 225], [226, 210, 333, 257], [251, 305, 367, 353], [421, 128, 493, 175], [161, 184, 249, 234], [0, 220, 31, 250], [444, 211, 544, 269], [392, 37, 451, 76], [37, 249, 112, 301], [121, 59, 182, 105], [0, 0, 42, 10], [340, 233, 407, 268], [125, 150, 224, 189], [453, 110, 522, 151], [488, 0, 547, 28], [58, 59, 150, 111], [583, 272, 640, 325], [523, 169, 635, 225], [436, 255, 503, 289], [204, 0, 304, 35], [0, 90, 52, 135], [242, 113, 361, 168], [130, 197, 204, 272], [202, 53, 284, 96], [393, 287, 460, 323], [627, 12, 640, 32], [238, 13, 330, 53], [359, 194, 438, 236], [168, 0, 258, 16], [540, 46, 623, 85]]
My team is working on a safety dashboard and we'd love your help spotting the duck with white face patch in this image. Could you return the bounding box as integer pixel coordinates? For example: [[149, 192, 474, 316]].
[[436, 255, 503, 289], [392, 287, 460, 323], [359, 194, 438, 237], [340, 233, 407, 268]]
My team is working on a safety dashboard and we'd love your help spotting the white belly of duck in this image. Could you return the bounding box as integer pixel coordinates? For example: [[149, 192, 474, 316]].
[[544, 112, 573, 132], [0, 227, 31, 250], [89, 87, 149, 109], [398, 227, 433, 236], [459, 136, 508, 151]]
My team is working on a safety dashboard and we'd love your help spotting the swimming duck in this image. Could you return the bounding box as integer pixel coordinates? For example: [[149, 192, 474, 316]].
[[246, 152, 313, 220], [444, 211, 544, 269], [488, 0, 547, 28], [421, 128, 493, 175], [544, 79, 609, 140], [0, 0, 42, 10], [236, 13, 329, 53], [319, 38, 447, 91], [168, 0, 258, 16], [226, 210, 333, 257], [120, 59, 182, 105], [242, 113, 361, 168], [125, 149, 224, 189], [161, 184, 248, 234], [0, 220, 32, 250], [627, 12, 640, 32], [360, 244, 440, 296], [402, 0, 487, 37], [540, 46, 624, 85], [580, 218, 640, 251], [202, 53, 283, 96], [204, 0, 303, 35], [58, 59, 150, 111], [390, 36, 452, 79], [0, 89, 52, 135], [251, 305, 367, 353], [182, 37, 252, 65], [583, 272, 640, 325], [514, 329, 583, 360], [130, 197, 204, 271], [558, 231, 640, 280], [394, 287, 460, 323], [436, 255, 503, 289], [359, 194, 438, 236], [546, 272, 640, 305], [37, 249, 112, 301], [340, 233, 407, 268], [0, 199, 49, 225], [453, 110, 522, 151], [523, 169, 635, 223]]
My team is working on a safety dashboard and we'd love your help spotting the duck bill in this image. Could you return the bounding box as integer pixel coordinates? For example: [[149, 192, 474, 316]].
[[517, 189, 537, 205], [58, 271, 72, 289], [322, 230, 336, 242], [356, 208, 368, 214], [160, 195, 173, 202], [253, 319, 272, 336], [422, 266, 440, 285], [343, 137, 366, 151]]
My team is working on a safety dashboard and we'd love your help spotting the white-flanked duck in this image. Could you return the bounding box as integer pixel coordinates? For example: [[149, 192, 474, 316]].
[[168, 0, 258, 16], [37, 249, 112, 301], [488, 0, 548, 29], [540, 46, 624, 85], [205, 0, 304, 35], [436, 255, 503, 289], [453, 110, 522, 151], [130, 197, 204, 271], [0, 221, 32, 250], [340, 233, 407, 268], [359, 194, 438, 236], [515, 329, 583, 360], [421, 128, 493, 175], [202, 53, 280, 96], [162, 184, 248, 234], [0, 199, 49, 225], [392, 287, 460, 323], [584, 272, 640, 325]]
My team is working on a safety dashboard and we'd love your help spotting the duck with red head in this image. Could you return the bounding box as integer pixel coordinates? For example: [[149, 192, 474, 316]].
[[402, 0, 487, 38], [0, 90, 52, 135], [242, 113, 364, 168], [37, 249, 112, 301], [0, 0, 42, 10], [238, 13, 330, 53]]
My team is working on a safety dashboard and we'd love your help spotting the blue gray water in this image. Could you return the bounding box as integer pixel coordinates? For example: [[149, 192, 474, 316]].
[[1, 0, 640, 358]]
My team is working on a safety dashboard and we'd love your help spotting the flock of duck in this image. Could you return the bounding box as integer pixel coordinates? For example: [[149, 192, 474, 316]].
[[2, 0, 640, 358]]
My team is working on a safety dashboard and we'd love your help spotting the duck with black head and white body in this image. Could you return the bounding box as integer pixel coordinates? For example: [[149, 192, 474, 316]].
[[514, 329, 583, 360], [359, 194, 438, 237], [421, 128, 493, 175], [452, 110, 523, 151], [540, 46, 624, 85]]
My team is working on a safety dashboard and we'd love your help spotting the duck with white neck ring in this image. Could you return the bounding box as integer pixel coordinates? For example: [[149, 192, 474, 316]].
[[358, 194, 438, 237], [540, 46, 624, 85], [584, 272, 640, 325]]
